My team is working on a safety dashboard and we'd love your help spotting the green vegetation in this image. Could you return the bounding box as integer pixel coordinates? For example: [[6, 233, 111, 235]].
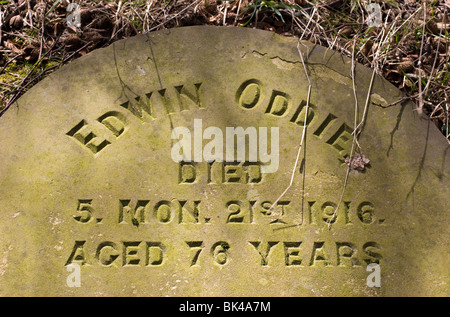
[[0, 0, 448, 141]]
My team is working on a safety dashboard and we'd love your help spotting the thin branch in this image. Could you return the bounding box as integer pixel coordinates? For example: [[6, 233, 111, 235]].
[[234, 0, 243, 26], [38, 10, 45, 61], [268, 40, 311, 217], [0, 54, 24, 75], [417, 1, 426, 115], [327, 40, 358, 228], [148, 0, 201, 33]]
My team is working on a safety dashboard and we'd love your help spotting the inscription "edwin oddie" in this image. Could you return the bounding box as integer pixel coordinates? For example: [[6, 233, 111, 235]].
[[66, 78, 354, 160]]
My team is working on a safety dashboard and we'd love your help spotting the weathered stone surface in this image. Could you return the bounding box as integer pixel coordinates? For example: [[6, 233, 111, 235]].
[[0, 26, 448, 296]]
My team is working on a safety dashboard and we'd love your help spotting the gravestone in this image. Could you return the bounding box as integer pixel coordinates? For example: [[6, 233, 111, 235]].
[[0, 26, 448, 296]]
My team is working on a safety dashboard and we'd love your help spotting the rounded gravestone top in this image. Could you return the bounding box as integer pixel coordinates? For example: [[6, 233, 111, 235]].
[[0, 26, 448, 296]]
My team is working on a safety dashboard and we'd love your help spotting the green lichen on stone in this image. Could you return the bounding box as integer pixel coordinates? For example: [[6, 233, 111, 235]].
[[0, 26, 448, 297]]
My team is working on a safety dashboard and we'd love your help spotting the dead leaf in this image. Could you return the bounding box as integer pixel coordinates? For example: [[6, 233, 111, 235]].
[[9, 15, 24, 29], [425, 20, 439, 35], [339, 26, 353, 37], [53, 22, 64, 36], [436, 22, 450, 31], [67, 26, 78, 34], [3, 40, 23, 54], [24, 45, 40, 62], [398, 58, 414, 73], [63, 34, 84, 49], [361, 39, 373, 57], [83, 31, 106, 44], [345, 153, 370, 172]]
